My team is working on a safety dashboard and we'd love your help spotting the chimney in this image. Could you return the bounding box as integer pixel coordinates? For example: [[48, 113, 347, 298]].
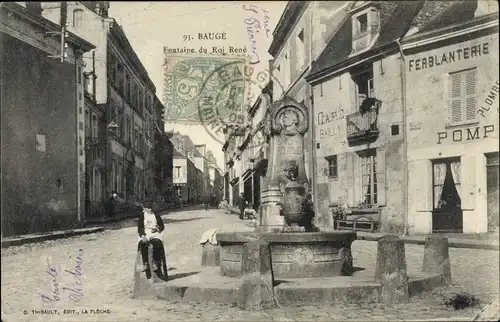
[[26, 2, 43, 15]]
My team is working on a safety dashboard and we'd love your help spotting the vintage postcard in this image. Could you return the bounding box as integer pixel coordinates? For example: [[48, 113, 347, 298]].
[[1, 1, 499, 321]]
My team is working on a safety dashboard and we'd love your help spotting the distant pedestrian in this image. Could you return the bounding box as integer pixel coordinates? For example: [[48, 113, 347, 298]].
[[204, 195, 210, 211], [237, 193, 247, 220], [137, 197, 165, 273], [105, 192, 118, 219]]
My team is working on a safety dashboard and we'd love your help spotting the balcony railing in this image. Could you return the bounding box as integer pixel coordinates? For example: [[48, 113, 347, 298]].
[[346, 108, 379, 145]]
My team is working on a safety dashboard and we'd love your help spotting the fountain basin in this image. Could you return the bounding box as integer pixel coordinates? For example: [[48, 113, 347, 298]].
[[217, 231, 357, 279]]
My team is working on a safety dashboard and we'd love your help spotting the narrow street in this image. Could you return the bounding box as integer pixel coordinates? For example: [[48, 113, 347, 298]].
[[1, 209, 499, 322]]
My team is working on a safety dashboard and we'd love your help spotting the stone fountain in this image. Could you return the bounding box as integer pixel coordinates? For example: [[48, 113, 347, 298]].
[[217, 96, 357, 279], [133, 96, 449, 310]]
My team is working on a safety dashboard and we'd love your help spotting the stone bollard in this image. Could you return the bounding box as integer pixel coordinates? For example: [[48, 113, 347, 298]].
[[237, 240, 276, 310], [375, 235, 409, 303], [422, 235, 452, 285], [133, 245, 156, 300], [201, 243, 220, 266]]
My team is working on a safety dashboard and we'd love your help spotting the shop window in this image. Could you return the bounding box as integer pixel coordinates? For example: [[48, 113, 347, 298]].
[[358, 149, 377, 206], [432, 158, 461, 211], [325, 155, 338, 179], [449, 68, 477, 124]]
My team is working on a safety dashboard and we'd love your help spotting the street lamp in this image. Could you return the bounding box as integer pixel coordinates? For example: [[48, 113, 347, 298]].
[[107, 121, 118, 133]]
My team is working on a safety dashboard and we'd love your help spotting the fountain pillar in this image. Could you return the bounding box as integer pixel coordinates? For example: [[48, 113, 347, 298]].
[[256, 97, 309, 232]]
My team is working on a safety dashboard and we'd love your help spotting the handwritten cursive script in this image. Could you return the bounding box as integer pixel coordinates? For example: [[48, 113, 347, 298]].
[[64, 249, 84, 303], [242, 5, 271, 65], [40, 258, 61, 303], [40, 249, 84, 304]]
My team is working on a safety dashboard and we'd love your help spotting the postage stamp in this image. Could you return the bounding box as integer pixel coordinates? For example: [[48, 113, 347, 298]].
[[163, 55, 247, 123], [197, 59, 283, 148]]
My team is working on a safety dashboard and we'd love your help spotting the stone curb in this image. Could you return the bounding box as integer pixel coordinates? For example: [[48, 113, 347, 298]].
[[1, 227, 104, 248], [356, 233, 499, 251]]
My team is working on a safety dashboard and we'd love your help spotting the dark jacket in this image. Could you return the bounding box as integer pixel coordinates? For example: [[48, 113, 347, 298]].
[[137, 211, 165, 237], [238, 196, 247, 210], [105, 196, 116, 215]]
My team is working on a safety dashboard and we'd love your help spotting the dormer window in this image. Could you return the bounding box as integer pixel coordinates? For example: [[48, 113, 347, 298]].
[[351, 4, 380, 54], [357, 14, 368, 34]]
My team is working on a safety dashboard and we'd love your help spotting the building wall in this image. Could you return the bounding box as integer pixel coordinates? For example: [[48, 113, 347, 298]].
[[270, 1, 350, 204], [0, 29, 82, 235], [313, 53, 406, 231], [41, 1, 111, 104], [406, 30, 499, 234]]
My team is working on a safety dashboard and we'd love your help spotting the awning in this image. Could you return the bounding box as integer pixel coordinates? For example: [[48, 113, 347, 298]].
[[241, 168, 253, 182]]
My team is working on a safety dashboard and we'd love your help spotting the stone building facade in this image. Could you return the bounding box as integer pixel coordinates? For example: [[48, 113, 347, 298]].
[[172, 148, 196, 203], [42, 1, 162, 207], [223, 0, 352, 213], [306, 0, 498, 233], [1, 2, 94, 235], [268, 0, 351, 203], [403, 1, 499, 234]]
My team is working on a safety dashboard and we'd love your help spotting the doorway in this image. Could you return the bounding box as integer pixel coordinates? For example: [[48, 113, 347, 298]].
[[432, 158, 463, 233], [486, 152, 499, 231]]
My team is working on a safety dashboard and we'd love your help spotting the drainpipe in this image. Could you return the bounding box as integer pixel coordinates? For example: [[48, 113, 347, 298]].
[[395, 39, 409, 236], [309, 5, 316, 198]]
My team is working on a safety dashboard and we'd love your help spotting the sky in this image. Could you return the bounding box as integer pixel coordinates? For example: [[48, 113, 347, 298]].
[[109, 1, 287, 169]]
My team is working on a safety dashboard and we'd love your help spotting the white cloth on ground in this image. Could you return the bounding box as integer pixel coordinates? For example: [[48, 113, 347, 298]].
[[199, 228, 218, 246], [137, 209, 164, 244]]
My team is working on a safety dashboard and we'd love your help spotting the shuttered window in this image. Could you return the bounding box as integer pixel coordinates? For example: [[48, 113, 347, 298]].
[[449, 68, 477, 124]]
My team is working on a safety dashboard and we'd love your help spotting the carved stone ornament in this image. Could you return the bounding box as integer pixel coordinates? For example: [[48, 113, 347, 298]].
[[271, 97, 308, 136]]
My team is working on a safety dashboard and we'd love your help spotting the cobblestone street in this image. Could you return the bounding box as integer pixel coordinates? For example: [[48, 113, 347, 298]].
[[2, 209, 498, 322]]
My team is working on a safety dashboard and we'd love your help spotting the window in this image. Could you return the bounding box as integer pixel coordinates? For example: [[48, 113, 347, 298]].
[[352, 66, 374, 107], [77, 66, 82, 84], [91, 115, 98, 138], [326, 155, 338, 178], [85, 109, 91, 137], [123, 72, 128, 97], [126, 117, 132, 145], [359, 149, 377, 206], [391, 124, 399, 136], [449, 68, 477, 124], [73, 9, 84, 27], [175, 166, 181, 178], [296, 28, 306, 70], [116, 63, 123, 90], [432, 158, 461, 211], [117, 107, 124, 140], [357, 13, 368, 33]]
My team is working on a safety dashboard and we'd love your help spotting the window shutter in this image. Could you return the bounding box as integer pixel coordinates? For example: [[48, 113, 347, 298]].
[[450, 73, 462, 123], [461, 155, 476, 210], [376, 148, 386, 206], [464, 69, 477, 121], [346, 153, 355, 207], [411, 160, 432, 212]]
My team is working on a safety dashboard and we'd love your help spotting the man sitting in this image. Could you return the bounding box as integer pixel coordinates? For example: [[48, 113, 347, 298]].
[[137, 197, 165, 273]]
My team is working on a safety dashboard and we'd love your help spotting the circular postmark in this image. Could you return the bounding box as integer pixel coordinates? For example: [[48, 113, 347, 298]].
[[197, 59, 284, 149]]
